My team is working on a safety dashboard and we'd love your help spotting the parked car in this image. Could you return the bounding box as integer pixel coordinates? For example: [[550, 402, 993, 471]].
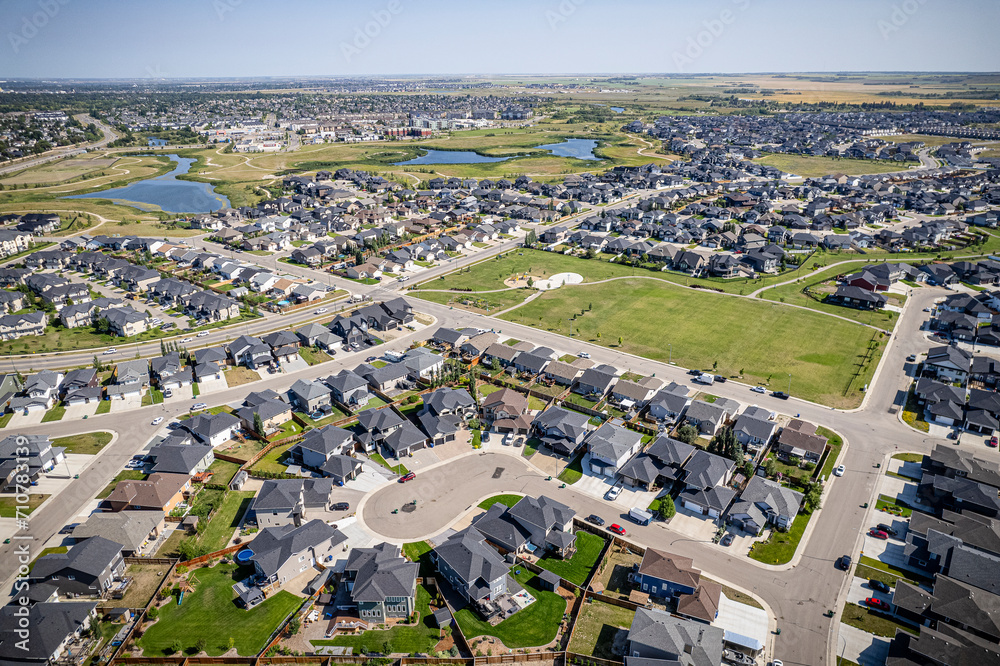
[[608, 523, 626, 536], [191, 402, 207, 411], [876, 523, 898, 537], [750, 386, 766, 393], [772, 391, 789, 400], [585, 514, 605, 527], [834, 464, 845, 477], [104, 347, 117, 355], [330, 502, 350, 511], [577, 352, 590, 359], [906, 354, 917, 362], [160, 322, 175, 331], [163, 388, 173, 398], [723, 650, 754, 666], [197, 331, 210, 337], [687, 368, 701, 376], [398, 472, 416, 483], [837, 555, 852, 570], [869, 579, 891, 593], [714, 375, 727, 383], [605, 485, 622, 501], [866, 597, 890, 611], [869, 529, 889, 540], [151, 417, 163, 426], [990, 436, 998, 448], [720, 533, 734, 547]]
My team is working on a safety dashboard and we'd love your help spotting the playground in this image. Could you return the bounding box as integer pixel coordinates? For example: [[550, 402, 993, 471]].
[[503, 272, 583, 291]]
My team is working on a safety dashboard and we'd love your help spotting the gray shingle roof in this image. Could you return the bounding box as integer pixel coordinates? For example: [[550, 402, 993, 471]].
[[627, 607, 724, 666], [346, 542, 418, 603]]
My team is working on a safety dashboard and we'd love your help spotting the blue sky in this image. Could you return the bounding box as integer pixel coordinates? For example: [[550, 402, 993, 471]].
[[2, 0, 998, 78]]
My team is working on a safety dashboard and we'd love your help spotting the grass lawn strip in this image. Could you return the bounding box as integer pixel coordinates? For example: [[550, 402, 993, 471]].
[[454, 567, 565, 648], [557, 451, 585, 484], [370, 452, 409, 476], [566, 599, 635, 659], [138, 562, 301, 656], [841, 602, 918, 639], [535, 531, 605, 586], [478, 494, 523, 510], [52, 431, 113, 455], [876, 494, 913, 517], [818, 426, 845, 480], [195, 490, 256, 553]]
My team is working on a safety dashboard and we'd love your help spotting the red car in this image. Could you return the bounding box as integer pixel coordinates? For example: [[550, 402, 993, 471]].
[[869, 529, 889, 540], [398, 472, 416, 483], [866, 597, 890, 611], [608, 524, 626, 536], [989, 436, 998, 448]]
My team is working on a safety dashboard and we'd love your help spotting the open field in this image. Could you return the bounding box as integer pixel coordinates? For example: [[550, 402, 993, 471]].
[[137, 562, 301, 656], [52, 431, 113, 455], [0, 494, 48, 517], [753, 154, 910, 178], [0, 156, 120, 186], [502, 278, 883, 408]]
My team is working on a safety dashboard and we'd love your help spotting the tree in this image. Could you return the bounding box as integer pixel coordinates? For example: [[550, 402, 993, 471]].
[[657, 495, 676, 520], [287, 618, 301, 636], [196, 638, 207, 654], [675, 424, 698, 445], [253, 412, 265, 436], [803, 481, 823, 513], [617, 336, 623, 347], [763, 458, 778, 478]]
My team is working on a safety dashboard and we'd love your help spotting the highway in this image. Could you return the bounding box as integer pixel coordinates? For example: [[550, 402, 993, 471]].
[[0, 115, 118, 177]]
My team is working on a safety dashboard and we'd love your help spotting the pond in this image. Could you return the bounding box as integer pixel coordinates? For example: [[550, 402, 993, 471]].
[[393, 138, 600, 165], [66, 154, 230, 213]]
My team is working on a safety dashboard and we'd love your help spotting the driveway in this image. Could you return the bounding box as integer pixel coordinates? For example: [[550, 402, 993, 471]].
[[861, 532, 912, 570], [887, 458, 922, 480], [34, 455, 95, 494], [848, 576, 894, 608], [62, 402, 98, 420], [572, 456, 659, 508], [109, 394, 143, 413], [196, 376, 229, 394], [837, 624, 891, 666], [163, 385, 195, 402], [7, 409, 47, 427], [279, 354, 309, 374], [663, 504, 720, 543], [878, 476, 921, 508]]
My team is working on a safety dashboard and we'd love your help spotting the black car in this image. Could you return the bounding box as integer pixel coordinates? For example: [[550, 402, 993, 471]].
[[687, 368, 701, 375], [772, 391, 789, 400], [876, 523, 898, 536], [869, 579, 891, 593], [714, 375, 727, 383], [720, 533, 734, 547], [838, 555, 852, 570], [330, 502, 350, 511], [585, 514, 605, 527]]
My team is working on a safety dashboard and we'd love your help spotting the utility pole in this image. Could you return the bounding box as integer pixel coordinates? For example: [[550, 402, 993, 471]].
[[788, 373, 792, 395]]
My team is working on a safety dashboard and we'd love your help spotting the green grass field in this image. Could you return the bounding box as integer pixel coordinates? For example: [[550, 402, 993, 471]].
[[502, 278, 883, 408], [753, 154, 914, 178], [138, 562, 301, 656], [52, 431, 113, 455], [455, 568, 566, 648], [841, 602, 918, 639], [310, 585, 441, 654], [0, 494, 49, 518], [535, 531, 605, 586], [478, 494, 524, 510], [749, 511, 811, 565], [194, 491, 255, 553]]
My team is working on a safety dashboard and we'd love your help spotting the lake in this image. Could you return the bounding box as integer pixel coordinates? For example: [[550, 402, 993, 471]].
[[393, 138, 600, 165], [66, 154, 230, 213], [610, 107, 625, 113]]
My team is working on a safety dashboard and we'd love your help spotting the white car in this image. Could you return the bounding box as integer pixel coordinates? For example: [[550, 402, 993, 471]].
[[577, 352, 591, 359], [750, 386, 766, 394], [834, 465, 845, 477], [103, 348, 117, 355], [191, 402, 207, 411], [314, 308, 328, 314], [181, 337, 193, 343], [196, 331, 210, 337], [151, 417, 164, 426], [605, 486, 622, 501]]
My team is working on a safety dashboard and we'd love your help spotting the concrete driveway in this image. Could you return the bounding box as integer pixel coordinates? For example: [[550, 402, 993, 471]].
[[62, 402, 98, 420], [8, 409, 47, 427], [837, 623, 891, 666], [879, 476, 921, 508], [35, 455, 95, 494], [109, 394, 143, 413], [861, 532, 911, 570], [196, 376, 229, 394], [279, 354, 309, 373], [163, 385, 195, 402], [664, 505, 720, 543], [573, 457, 658, 508], [887, 458, 922, 480], [848, 576, 894, 608]]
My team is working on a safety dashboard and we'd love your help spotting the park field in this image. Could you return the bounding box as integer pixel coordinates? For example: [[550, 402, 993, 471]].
[[753, 154, 909, 178], [0, 156, 119, 186], [499, 278, 883, 408]]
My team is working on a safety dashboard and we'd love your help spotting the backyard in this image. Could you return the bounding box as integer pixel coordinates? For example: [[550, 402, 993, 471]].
[[107, 562, 173, 610], [566, 598, 635, 660], [454, 568, 567, 649], [534, 531, 605, 587], [193, 490, 256, 553], [251, 442, 296, 474], [309, 585, 443, 655], [138, 562, 302, 656]]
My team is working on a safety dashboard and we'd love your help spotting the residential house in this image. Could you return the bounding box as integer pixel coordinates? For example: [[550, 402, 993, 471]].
[[28, 536, 125, 598], [586, 422, 644, 477], [531, 407, 590, 457], [432, 527, 509, 605], [104, 473, 191, 513], [343, 543, 418, 623], [678, 450, 736, 519], [729, 476, 804, 535]]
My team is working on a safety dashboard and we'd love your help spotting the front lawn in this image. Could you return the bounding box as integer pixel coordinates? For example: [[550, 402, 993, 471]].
[[892, 453, 923, 463], [310, 585, 441, 655], [455, 568, 566, 648], [0, 494, 49, 518], [876, 494, 912, 517], [52, 431, 113, 455], [557, 451, 585, 484], [370, 452, 409, 476], [535, 531, 605, 586], [567, 599, 635, 660], [841, 602, 918, 639], [41, 405, 66, 423], [749, 511, 811, 565], [857, 556, 932, 586], [95, 400, 111, 415], [298, 347, 332, 366], [138, 562, 301, 656], [478, 494, 523, 510], [225, 366, 261, 388], [818, 426, 844, 479]]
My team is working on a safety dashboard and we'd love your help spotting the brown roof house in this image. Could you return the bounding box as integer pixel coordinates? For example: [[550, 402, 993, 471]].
[[481, 388, 531, 433], [776, 419, 828, 463], [103, 473, 191, 513]]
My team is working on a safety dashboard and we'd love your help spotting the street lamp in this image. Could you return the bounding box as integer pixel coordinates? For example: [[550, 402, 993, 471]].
[[668, 344, 672, 365], [787, 373, 792, 396]]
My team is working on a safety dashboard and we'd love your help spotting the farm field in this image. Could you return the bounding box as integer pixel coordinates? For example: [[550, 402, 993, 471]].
[[753, 154, 910, 178]]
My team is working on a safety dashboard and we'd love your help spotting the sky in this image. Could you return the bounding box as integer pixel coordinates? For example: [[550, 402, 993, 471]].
[[2, 0, 998, 79]]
